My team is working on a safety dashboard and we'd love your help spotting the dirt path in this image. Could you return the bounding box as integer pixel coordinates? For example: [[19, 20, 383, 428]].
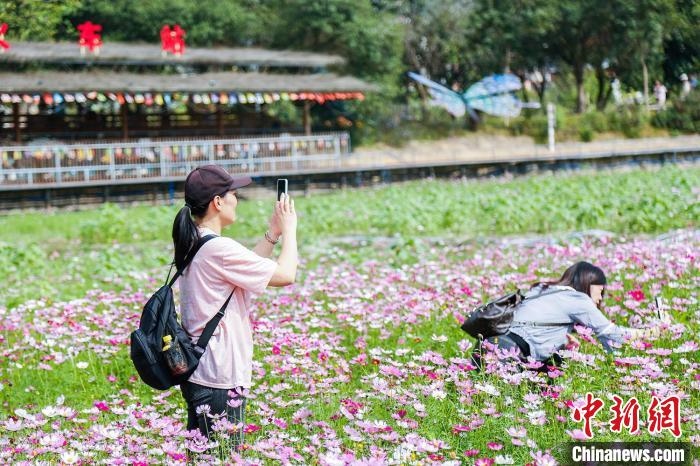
[[346, 134, 700, 168]]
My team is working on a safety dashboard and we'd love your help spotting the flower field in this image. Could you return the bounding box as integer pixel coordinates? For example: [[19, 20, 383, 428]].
[[0, 166, 698, 465]]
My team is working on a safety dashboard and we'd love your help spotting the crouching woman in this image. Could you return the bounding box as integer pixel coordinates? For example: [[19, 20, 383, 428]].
[[472, 261, 670, 370]]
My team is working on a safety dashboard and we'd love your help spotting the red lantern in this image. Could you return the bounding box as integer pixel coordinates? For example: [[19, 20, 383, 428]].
[[0, 23, 10, 51], [77, 21, 103, 56], [161, 24, 186, 56]]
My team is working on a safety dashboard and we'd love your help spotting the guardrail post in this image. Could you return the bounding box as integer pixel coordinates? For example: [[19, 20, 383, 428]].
[[55, 148, 62, 184], [159, 145, 166, 178], [292, 140, 298, 171], [109, 147, 116, 180], [334, 135, 341, 168]]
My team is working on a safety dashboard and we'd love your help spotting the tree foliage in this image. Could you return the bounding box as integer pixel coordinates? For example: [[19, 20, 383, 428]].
[[0, 0, 697, 139], [0, 0, 81, 41]]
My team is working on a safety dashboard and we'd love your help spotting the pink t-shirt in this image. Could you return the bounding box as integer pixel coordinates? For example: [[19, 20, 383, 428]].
[[179, 227, 277, 389]]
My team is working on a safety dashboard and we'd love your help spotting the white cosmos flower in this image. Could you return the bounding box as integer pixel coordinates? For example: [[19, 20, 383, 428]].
[[60, 451, 80, 465], [76, 362, 88, 369], [495, 455, 515, 464], [41, 406, 59, 417], [475, 382, 501, 397]]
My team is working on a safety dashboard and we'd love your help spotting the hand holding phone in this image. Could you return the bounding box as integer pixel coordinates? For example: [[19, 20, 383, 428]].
[[654, 296, 663, 320], [277, 178, 288, 201], [654, 296, 672, 324]]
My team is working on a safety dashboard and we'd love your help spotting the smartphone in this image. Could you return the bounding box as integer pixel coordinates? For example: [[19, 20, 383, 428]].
[[654, 296, 663, 319], [276, 178, 288, 201]]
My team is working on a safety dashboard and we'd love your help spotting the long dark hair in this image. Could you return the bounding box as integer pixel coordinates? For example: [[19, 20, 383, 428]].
[[172, 202, 208, 271], [534, 261, 607, 296]]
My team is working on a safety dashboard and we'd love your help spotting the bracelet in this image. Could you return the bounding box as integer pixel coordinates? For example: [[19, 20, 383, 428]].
[[264, 230, 280, 245]]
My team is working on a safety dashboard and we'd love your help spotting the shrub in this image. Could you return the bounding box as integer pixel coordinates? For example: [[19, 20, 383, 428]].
[[652, 91, 700, 134], [79, 203, 131, 244], [607, 106, 648, 138], [582, 111, 608, 133]]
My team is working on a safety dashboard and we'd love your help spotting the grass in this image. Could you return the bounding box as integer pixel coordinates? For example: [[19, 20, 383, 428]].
[[0, 164, 698, 464], [0, 164, 697, 309]]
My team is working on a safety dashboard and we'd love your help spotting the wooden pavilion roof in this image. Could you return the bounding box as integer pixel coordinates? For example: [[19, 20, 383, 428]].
[[0, 41, 346, 68], [0, 70, 377, 93]]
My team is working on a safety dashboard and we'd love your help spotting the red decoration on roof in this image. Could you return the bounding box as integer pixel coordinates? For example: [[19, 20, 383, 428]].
[[0, 23, 10, 52], [160, 24, 186, 57], [77, 21, 103, 56]]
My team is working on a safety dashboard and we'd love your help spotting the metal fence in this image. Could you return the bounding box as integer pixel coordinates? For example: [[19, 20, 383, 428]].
[[0, 132, 351, 189]]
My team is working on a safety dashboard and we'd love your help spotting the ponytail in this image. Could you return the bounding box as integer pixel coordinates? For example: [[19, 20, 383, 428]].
[[172, 205, 201, 271]]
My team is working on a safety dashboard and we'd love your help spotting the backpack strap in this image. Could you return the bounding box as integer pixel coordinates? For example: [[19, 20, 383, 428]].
[[166, 234, 218, 287], [512, 288, 572, 327], [193, 289, 235, 356]]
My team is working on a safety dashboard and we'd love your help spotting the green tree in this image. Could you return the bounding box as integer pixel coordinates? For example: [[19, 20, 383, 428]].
[[391, 0, 475, 88], [266, 0, 403, 82], [467, 0, 557, 108], [661, 0, 700, 86], [545, 1, 617, 113], [607, 0, 674, 110], [66, 0, 263, 46], [0, 0, 82, 41]]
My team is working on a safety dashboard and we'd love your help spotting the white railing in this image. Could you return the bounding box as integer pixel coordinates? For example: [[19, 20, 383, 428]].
[[0, 132, 351, 189]]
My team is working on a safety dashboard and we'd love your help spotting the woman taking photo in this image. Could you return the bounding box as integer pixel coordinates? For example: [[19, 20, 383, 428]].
[[473, 261, 671, 369], [172, 165, 298, 448]]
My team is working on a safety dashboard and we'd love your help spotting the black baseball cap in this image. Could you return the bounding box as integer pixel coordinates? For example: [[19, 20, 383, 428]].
[[184, 165, 252, 208]]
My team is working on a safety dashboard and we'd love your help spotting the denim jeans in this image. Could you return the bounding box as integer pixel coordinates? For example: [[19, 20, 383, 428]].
[[180, 381, 247, 449]]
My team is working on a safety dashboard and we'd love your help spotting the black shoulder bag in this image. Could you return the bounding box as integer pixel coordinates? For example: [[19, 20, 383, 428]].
[[461, 288, 570, 339]]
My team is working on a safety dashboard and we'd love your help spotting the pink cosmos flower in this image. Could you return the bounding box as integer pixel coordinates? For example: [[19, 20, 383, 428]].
[[531, 450, 558, 466], [167, 451, 186, 461], [452, 424, 471, 434], [94, 401, 109, 412], [4, 418, 22, 431], [566, 429, 589, 440], [506, 426, 527, 438], [273, 418, 288, 429], [487, 442, 503, 450], [244, 424, 261, 434], [227, 398, 244, 408], [629, 289, 645, 301]]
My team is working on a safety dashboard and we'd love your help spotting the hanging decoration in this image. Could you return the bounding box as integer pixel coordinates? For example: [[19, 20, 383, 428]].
[[160, 24, 186, 57], [4, 90, 365, 109], [0, 23, 10, 52], [77, 21, 103, 56]]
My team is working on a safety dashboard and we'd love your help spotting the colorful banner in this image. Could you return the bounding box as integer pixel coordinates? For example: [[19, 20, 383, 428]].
[[3, 91, 367, 108]]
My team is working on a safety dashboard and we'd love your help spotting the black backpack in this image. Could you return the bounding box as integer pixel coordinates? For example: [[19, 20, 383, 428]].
[[130, 235, 234, 390]]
